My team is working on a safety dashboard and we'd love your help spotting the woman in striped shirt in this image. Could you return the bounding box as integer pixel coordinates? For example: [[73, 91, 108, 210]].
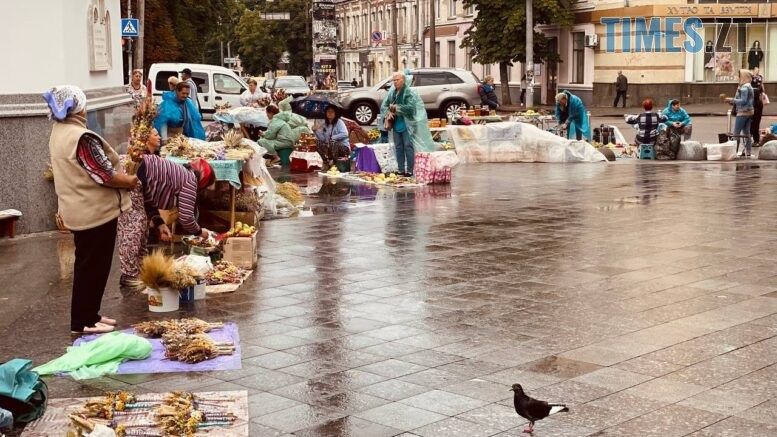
[[117, 154, 215, 287]]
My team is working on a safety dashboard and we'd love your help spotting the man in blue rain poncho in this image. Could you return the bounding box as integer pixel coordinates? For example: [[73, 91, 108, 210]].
[[555, 90, 591, 141], [154, 81, 206, 140], [380, 70, 436, 176]]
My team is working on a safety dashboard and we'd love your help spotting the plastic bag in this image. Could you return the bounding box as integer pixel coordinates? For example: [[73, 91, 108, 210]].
[[705, 141, 737, 161], [33, 332, 152, 380], [175, 255, 213, 277], [0, 407, 12, 429]]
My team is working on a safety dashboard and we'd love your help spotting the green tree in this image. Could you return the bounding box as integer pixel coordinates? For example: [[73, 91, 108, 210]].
[[236, 0, 312, 77], [462, 0, 572, 105], [141, 0, 181, 66]]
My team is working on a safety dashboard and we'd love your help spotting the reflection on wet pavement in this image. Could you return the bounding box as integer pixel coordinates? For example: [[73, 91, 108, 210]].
[[2, 162, 777, 436]]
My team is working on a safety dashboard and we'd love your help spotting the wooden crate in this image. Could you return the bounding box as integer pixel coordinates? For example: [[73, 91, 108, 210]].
[[199, 210, 262, 233], [223, 232, 257, 269]]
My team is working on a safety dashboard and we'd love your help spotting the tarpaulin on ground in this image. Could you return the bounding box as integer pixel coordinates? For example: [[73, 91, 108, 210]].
[[72, 323, 241, 374], [448, 121, 608, 163]]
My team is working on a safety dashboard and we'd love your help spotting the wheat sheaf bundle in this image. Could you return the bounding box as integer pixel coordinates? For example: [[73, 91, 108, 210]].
[[139, 250, 175, 290]]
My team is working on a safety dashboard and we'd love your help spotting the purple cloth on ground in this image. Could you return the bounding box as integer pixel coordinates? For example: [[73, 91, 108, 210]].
[[73, 323, 241, 374], [355, 147, 382, 173]]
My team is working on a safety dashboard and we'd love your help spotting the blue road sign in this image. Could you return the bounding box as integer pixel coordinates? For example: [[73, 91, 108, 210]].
[[121, 18, 139, 37]]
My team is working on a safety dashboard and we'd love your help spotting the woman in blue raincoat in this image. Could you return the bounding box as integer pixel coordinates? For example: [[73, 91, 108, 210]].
[[154, 81, 206, 140], [661, 99, 692, 140], [554, 90, 591, 141]]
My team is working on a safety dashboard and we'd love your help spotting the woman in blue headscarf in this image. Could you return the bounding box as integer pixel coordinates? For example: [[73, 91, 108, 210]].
[[555, 90, 591, 141], [154, 81, 206, 140]]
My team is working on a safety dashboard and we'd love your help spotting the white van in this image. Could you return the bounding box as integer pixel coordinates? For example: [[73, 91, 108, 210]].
[[148, 63, 248, 117]]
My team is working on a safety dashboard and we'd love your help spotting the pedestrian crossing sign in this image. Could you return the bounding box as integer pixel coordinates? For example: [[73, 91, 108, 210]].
[[121, 18, 139, 37]]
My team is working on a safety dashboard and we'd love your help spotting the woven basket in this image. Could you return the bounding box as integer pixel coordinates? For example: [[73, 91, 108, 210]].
[[55, 212, 70, 233]]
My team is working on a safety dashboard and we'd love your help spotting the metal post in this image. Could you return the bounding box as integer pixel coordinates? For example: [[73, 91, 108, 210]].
[[391, 0, 399, 71], [221, 41, 225, 67], [429, 0, 436, 66], [135, 0, 145, 73], [126, 0, 133, 84], [526, 0, 534, 108]]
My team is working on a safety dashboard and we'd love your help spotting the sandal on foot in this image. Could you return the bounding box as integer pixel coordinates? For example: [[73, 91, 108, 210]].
[[71, 323, 115, 334], [99, 316, 117, 326]]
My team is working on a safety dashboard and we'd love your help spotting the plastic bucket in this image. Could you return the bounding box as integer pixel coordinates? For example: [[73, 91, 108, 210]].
[[147, 287, 180, 312], [179, 286, 195, 303], [194, 282, 207, 300]]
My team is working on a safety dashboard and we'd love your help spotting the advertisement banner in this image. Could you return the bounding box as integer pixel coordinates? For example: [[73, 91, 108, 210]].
[[312, 0, 338, 90]]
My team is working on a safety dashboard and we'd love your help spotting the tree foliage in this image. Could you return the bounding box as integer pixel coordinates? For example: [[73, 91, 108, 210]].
[[461, 0, 573, 104], [236, 0, 312, 76]]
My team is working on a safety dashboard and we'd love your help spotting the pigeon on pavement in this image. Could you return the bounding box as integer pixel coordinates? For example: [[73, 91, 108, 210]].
[[511, 383, 569, 433]]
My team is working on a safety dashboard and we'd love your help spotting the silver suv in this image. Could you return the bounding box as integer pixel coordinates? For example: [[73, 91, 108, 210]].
[[337, 68, 482, 125]]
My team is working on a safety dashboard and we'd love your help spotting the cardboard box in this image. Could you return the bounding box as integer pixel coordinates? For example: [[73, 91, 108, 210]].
[[223, 232, 257, 269]]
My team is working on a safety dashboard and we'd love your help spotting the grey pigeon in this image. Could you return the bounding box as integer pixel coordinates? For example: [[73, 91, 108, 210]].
[[511, 383, 569, 433]]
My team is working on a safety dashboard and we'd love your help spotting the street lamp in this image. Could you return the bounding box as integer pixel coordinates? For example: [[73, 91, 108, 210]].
[[526, 0, 534, 108]]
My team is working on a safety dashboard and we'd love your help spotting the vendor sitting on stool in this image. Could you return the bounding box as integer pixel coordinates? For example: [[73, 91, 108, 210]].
[[315, 104, 350, 168], [626, 98, 667, 146], [661, 99, 692, 141], [257, 104, 295, 164]]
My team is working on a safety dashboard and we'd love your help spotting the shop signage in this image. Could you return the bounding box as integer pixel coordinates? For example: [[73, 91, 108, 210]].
[[660, 4, 756, 17]]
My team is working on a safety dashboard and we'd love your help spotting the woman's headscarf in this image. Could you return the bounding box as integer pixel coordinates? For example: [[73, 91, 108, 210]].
[[42, 85, 87, 121]]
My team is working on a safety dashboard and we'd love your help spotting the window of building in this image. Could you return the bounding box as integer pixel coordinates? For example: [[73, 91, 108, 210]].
[[485, 64, 491, 76], [572, 32, 585, 84], [465, 46, 472, 71], [465, 4, 474, 16], [448, 40, 456, 67], [436, 0, 441, 19], [691, 23, 766, 83], [435, 41, 441, 66], [449, 0, 456, 18]]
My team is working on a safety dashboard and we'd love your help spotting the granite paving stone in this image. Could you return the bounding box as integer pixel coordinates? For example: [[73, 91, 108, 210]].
[[4, 163, 777, 436]]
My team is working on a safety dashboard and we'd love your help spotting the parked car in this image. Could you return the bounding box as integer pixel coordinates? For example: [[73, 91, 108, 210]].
[[263, 75, 311, 98], [148, 63, 248, 117], [337, 80, 355, 91], [337, 68, 482, 125]]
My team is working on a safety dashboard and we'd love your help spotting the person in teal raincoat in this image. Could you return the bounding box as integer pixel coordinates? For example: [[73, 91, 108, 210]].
[[380, 71, 436, 175], [257, 104, 295, 158], [554, 90, 591, 141], [661, 99, 692, 140], [154, 81, 206, 140]]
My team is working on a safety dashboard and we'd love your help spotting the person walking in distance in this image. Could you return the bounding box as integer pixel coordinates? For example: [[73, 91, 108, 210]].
[[614, 71, 629, 107], [614, 71, 628, 108]]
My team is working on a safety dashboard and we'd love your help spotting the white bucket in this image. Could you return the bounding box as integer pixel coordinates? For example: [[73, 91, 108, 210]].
[[194, 282, 207, 300], [147, 287, 180, 312]]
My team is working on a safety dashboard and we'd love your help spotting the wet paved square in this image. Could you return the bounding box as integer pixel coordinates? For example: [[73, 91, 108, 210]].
[[2, 161, 777, 436]]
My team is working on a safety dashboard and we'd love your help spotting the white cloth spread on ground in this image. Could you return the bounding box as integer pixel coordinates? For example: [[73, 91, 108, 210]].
[[448, 122, 607, 163]]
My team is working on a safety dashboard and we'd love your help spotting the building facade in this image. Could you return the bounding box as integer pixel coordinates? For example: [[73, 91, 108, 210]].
[[0, 0, 132, 233], [545, 0, 777, 106], [335, 0, 527, 101]]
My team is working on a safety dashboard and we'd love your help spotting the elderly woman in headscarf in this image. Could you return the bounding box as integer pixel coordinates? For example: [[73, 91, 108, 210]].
[[555, 90, 591, 141], [44, 85, 138, 334], [154, 81, 206, 140]]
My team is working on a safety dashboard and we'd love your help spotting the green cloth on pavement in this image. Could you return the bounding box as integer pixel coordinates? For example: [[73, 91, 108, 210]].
[[166, 157, 243, 189], [33, 332, 152, 380]]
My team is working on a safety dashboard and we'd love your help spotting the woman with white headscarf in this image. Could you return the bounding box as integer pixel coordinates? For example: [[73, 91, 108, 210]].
[[44, 85, 138, 334]]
